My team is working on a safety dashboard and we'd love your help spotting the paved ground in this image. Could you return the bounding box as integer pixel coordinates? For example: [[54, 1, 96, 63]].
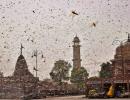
[[33, 95, 130, 100], [44, 95, 86, 100]]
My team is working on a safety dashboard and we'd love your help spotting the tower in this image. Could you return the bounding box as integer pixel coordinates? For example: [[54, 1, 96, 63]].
[[72, 36, 81, 69], [13, 44, 33, 78]]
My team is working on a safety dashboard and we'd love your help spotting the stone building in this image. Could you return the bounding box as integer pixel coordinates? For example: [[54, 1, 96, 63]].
[[0, 44, 38, 99], [111, 34, 130, 79], [86, 34, 130, 95], [72, 36, 82, 69]]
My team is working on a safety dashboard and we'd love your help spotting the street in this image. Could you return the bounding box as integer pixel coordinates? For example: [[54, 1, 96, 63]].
[[44, 95, 86, 100], [33, 95, 130, 100]]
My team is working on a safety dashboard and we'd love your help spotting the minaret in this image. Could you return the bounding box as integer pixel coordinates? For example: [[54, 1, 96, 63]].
[[72, 36, 81, 69]]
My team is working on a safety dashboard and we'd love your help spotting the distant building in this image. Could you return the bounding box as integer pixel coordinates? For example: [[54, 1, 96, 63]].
[[0, 44, 38, 99], [13, 52, 34, 80], [12, 44, 38, 81], [86, 34, 130, 96], [72, 36, 82, 69], [111, 34, 130, 80]]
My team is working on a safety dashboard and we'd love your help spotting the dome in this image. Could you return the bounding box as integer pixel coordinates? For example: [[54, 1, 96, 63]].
[[13, 54, 34, 77], [73, 36, 80, 42], [115, 38, 130, 59]]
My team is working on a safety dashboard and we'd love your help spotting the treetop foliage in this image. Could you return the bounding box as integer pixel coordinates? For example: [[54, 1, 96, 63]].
[[50, 60, 72, 83]]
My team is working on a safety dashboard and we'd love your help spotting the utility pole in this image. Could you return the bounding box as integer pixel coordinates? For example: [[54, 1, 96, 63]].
[[33, 50, 38, 78], [32, 49, 43, 95], [32, 50, 44, 78], [32, 50, 39, 97]]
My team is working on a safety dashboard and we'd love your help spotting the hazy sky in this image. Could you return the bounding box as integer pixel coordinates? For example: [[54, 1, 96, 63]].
[[0, 0, 130, 80]]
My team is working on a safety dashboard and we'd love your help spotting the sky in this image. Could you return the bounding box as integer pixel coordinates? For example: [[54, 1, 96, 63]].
[[0, 0, 130, 80]]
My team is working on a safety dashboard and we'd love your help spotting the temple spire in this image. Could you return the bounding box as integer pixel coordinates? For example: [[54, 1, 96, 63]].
[[20, 44, 24, 55]]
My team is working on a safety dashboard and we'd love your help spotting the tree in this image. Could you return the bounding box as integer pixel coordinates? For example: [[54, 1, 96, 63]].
[[71, 67, 89, 89], [50, 60, 72, 83], [99, 62, 112, 78]]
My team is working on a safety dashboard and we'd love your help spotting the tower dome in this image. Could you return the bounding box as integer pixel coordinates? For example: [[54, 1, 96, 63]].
[[115, 34, 130, 59], [73, 36, 80, 43], [13, 44, 34, 78], [13, 54, 33, 77]]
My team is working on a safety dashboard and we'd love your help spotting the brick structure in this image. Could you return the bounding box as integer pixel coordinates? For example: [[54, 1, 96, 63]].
[[111, 34, 130, 79], [86, 34, 130, 97]]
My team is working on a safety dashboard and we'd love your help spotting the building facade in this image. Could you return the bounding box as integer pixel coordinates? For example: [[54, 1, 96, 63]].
[[111, 34, 130, 80], [86, 34, 130, 95]]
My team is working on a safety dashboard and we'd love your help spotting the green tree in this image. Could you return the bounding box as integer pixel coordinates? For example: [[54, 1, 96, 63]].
[[50, 60, 72, 83], [71, 67, 89, 88], [99, 62, 112, 78]]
